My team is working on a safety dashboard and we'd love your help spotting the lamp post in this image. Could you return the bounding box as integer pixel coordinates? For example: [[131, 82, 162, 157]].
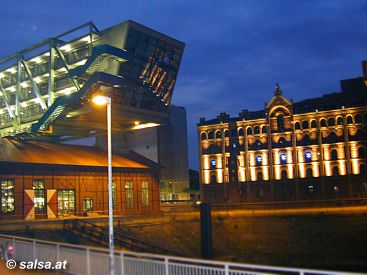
[[92, 95, 114, 275]]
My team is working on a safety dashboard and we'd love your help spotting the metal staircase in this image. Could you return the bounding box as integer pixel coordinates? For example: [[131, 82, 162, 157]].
[[63, 219, 179, 256]]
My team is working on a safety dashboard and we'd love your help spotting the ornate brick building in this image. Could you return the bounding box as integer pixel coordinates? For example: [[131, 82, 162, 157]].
[[198, 68, 367, 203]]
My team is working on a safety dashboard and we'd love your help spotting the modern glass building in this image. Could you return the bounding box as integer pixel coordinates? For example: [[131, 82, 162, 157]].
[[0, 20, 185, 139]]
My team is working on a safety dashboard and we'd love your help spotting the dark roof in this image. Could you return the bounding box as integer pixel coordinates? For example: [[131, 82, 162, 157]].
[[0, 138, 151, 169]]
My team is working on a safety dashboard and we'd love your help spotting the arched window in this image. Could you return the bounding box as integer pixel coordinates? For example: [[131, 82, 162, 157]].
[[256, 155, 262, 166], [215, 131, 222, 139], [358, 147, 365, 158], [311, 120, 317, 128], [355, 114, 362, 123], [320, 118, 327, 127], [332, 166, 339, 177], [247, 127, 252, 135], [306, 168, 313, 178], [337, 117, 343, 125], [201, 132, 207, 140], [224, 130, 229, 137], [281, 170, 287, 180], [261, 126, 267, 133], [302, 121, 309, 129], [280, 153, 287, 164], [257, 172, 263, 181], [238, 128, 244, 136], [231, 129, 237, 137], [254, 126, 260, 134], [305, 151, 312, 162], [210, 175, 216, 184], [328, 117, 335, 126], [208, 131, 214, 139], [303, 135, 310, 145], [331, 149, 338, 160], [347, 115, 353, 124], [278, 137, 286, 145], [277, 114, 284, 132], [295, 122, 301, 130]]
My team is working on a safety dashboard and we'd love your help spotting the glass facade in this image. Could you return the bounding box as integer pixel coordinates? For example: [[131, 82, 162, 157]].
[[118, 27, 184, 112], [125, 181, 133, 209], [58, 189, 75, 214], [1, 179, 15, 213], [33, 179, 45, 214]]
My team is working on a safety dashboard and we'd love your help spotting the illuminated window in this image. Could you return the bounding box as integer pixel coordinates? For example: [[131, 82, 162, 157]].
[[83, 198, 93, 212], [33, 179, 45, 214], [142, 181, 149, 207], [57, 189, 75, 214], [305, 152, 312, 162], [1, 179, 15, 213], [280, 153, 287, 164], [256, 155, 262, 166], [125, 181, 134, 209], [210, 159, 216, 169]]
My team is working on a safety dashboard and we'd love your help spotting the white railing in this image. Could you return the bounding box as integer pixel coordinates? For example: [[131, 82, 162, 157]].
[[0, 233, 361, 275]]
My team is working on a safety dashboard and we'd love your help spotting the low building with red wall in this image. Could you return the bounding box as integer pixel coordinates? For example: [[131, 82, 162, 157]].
[[0, 138, 161, 220]]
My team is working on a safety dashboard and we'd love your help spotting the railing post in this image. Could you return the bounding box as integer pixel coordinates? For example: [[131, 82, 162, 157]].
[[165, 257, 169, 275], [120, 252, 124, 275], [224, 263, 229, 275], [86, 247, 91, 275]]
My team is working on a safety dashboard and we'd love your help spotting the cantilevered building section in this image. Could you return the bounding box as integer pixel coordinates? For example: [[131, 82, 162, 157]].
[[0, 20, 184, 140]]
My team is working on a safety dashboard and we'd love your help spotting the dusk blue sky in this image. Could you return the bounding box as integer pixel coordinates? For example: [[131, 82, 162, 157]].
[[1, 1, 367, 170]]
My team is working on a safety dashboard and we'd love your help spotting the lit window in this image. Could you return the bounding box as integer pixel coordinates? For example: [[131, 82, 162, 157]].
[[280, 154, 287, 164], [305, 152, 312, 162], [142, 181, 149, 208], [1, 180, 15, 213], [256, 156, 262, 166], [33, 179, 45, 214], [210, 159, 216, 169], [83, 198, 93, 212], [125, 181, 134, 209]]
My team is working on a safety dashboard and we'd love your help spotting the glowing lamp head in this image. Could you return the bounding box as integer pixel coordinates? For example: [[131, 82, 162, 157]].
[[92, 95, 111, 106]]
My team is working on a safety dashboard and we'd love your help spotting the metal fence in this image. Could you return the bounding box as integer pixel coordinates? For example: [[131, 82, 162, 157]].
[[0, 233, 361, 275]]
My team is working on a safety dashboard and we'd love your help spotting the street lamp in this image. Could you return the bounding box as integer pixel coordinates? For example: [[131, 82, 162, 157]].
[[92, 95, 114, 275]]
